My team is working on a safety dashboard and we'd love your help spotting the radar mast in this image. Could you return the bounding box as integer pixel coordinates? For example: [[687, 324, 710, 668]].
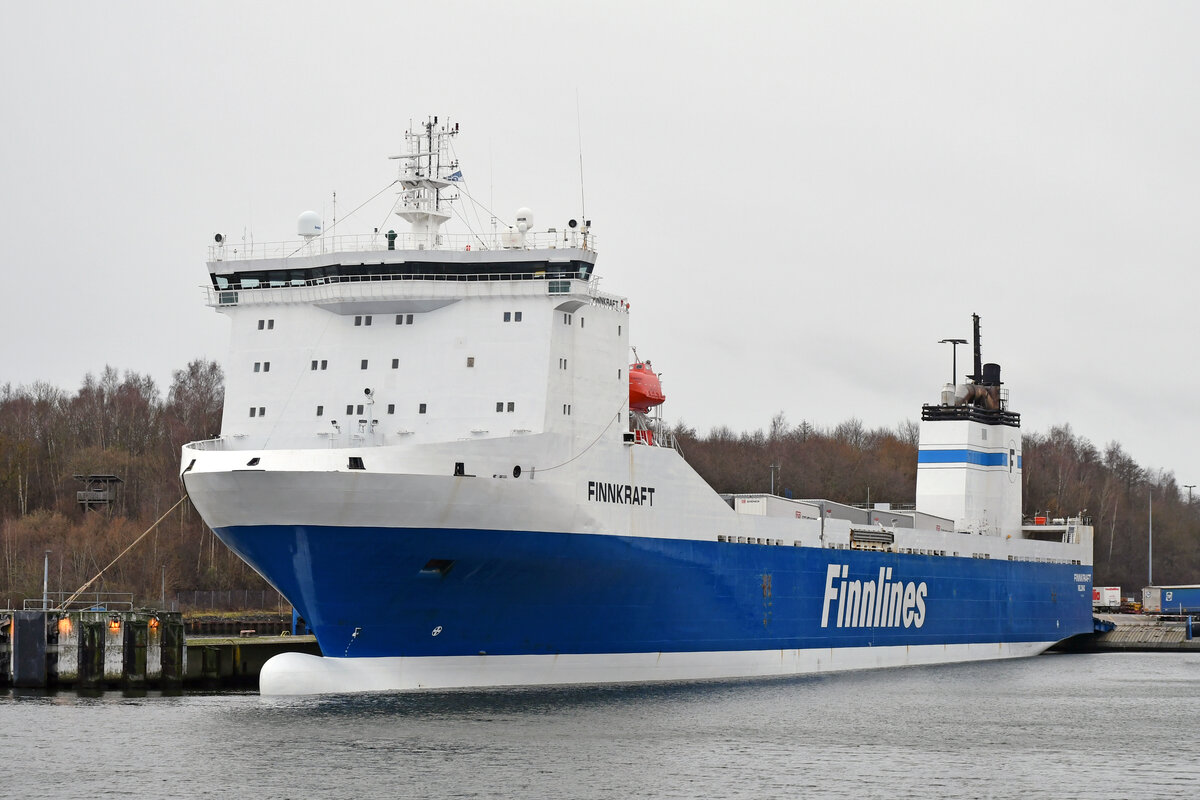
[[389, 116, 461, 247]]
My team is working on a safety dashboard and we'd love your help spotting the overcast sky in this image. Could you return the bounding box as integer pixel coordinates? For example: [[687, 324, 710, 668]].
[[2, 2, 1197, 494]]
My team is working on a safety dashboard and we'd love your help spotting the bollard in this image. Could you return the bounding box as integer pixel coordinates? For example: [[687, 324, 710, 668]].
[[12, 611, 48, 688], [160, 616, 184, 687], [77, 619, 105, 689], [201, 645, 220, 681], [122, 618, 149, 689], [0, 615, 10, 685]]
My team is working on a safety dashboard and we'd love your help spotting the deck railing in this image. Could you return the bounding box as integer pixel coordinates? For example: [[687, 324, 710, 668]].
[[208, 230, 597, 261], [205, 272, 627, 310]]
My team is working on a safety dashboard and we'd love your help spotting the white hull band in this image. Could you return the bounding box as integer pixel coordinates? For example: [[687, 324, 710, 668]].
[[258, 642, 1056, 696]]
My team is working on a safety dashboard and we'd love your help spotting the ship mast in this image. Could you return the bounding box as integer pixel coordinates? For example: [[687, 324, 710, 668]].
[[389, 116, 460, 248]]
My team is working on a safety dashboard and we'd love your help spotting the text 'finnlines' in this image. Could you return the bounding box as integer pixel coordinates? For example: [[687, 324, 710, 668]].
[[821, 564, 928, 629]]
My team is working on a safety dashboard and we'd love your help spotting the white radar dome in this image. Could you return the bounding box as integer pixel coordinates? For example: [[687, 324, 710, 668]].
[[515, 207, 534, 233], [298, 210, 322, 239]]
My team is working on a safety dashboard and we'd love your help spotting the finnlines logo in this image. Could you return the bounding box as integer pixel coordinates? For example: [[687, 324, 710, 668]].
[[587, 481, 656, 506], [821, 564, 928, 629]]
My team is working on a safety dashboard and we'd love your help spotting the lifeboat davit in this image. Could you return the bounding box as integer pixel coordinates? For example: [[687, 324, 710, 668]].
[[629, 361, 666, 413]]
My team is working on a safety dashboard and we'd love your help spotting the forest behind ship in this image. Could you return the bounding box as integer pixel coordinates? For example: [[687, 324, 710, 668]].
[[0, 361, 1193, 608]]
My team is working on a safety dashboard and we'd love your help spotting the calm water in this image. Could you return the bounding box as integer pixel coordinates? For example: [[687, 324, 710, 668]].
[[2, 652, 1197, 799]]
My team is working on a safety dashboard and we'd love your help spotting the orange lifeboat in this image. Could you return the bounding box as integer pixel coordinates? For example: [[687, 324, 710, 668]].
[[629, 361, 666, 413]]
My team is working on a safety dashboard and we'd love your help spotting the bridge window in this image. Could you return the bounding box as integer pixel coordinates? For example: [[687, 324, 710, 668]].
[[392, 358, 400, 369], [419, 403, 427, 414], [316, 406, 324, 416]]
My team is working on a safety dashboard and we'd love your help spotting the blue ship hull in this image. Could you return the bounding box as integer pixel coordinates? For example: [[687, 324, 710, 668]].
[[216, 525, 1094, 659]]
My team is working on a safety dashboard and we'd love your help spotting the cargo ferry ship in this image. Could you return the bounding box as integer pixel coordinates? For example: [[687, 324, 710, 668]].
[[181, 117, 1094, 694]]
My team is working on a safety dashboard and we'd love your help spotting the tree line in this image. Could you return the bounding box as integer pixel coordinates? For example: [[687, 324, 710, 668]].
[[1, 366, 1194, 608], [0, 360, 269, 608]]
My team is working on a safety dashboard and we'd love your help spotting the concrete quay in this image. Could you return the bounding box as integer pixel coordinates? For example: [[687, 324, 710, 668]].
[[1058, 613, 1200, 652], [1, 609, 320, 690]]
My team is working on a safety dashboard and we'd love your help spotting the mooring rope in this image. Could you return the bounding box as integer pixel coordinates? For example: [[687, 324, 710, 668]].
[[534, 399, 628, 474], [56, 494, 189, 612]]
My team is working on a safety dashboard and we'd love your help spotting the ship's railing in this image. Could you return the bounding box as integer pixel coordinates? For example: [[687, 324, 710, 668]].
[[850, 502, 917, 511], [1022, 514, 1090, 527], [628, 413, 681, 453], [208, 230, 597, 261], [204, 272, 628, 311], [24, 591, 135, 611], [185, 437, 229, 452]]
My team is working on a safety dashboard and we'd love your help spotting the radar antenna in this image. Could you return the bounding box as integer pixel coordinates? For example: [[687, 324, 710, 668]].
[[389, 116, 460, 248]]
